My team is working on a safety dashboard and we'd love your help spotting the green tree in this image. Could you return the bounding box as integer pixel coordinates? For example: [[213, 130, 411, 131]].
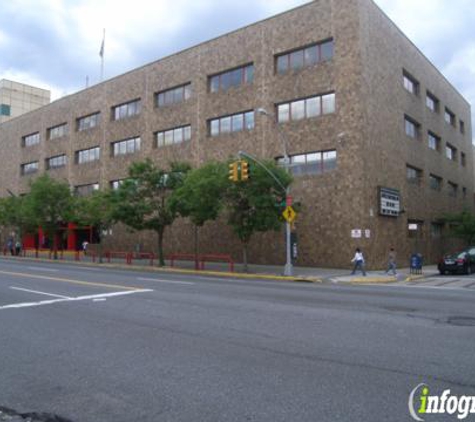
[[223, 159, 292, 272], [169, 161, 228, 267], [22, 174, 75, 259], [0, 195, 35, 245], [74, 189, 118, 262], [443, 210, 475, 246], [114, 159, 190, 266]]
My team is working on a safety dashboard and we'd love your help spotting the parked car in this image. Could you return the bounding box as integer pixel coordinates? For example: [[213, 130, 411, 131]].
[[438, 248, 475, 275]]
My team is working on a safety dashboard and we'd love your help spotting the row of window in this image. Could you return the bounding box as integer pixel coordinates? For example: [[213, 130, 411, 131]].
[[58, 149, 339, 196], [277, 150, 337, 176], [21, 90, 336, 149], [406, 164, 467, 197], [20, 38, 335, 147], [404, 115, 467, 165], [403, 69, 465, 134]]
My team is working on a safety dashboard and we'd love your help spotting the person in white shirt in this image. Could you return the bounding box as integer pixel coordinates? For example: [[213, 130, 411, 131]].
[[351, 248, 366, 276]]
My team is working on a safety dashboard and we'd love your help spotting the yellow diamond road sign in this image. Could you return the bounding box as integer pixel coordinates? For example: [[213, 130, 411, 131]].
[[283, 206, 297, 223]]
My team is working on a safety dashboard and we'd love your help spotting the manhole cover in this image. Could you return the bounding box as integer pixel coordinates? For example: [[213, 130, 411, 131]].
[[447, 316, 475, 327]]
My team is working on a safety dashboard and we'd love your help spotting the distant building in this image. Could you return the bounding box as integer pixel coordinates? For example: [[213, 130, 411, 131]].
[[0, 0, 472, 267], [0, 79, 50, 124]]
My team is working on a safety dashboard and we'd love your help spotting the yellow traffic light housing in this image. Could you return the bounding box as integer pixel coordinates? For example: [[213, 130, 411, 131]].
[[228, 162, 238, 182], [240, 160, 249, 181]]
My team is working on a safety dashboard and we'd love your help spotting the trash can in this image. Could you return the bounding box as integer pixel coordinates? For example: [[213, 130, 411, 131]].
[[410, 253, 423, 274]]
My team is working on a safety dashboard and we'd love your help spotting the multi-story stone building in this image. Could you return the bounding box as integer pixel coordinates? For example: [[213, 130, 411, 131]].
[[0, 0, 472, 268], [0, 79, 50, 124]]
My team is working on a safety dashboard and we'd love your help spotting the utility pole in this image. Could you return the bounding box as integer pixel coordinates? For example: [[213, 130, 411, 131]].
[[256, 108, 293, 276]]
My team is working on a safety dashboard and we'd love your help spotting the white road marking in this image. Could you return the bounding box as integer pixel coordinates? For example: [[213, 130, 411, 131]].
[[27, 267, 59, 273], [137, 277, 195, 285], [0, 289, 153, 310], [10, 286, 71, 299]]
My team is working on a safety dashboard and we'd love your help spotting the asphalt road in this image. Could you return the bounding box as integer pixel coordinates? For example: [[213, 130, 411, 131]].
[[0, 258, 474, 422]]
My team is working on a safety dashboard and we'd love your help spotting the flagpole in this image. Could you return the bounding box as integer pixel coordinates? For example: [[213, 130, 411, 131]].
[[100, 28, 105, 82]]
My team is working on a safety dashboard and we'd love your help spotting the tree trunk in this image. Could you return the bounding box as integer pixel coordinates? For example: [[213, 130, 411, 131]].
[[98, 224, 104, 264], [194, 224, 199, 270], [242, 242, 248, 273], [157, 228, 165, 267]]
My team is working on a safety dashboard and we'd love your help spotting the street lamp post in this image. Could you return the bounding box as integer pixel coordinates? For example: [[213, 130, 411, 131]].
[[256, 108, 293, 276]]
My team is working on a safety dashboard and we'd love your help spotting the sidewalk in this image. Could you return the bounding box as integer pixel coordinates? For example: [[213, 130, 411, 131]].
[[1, 252, 439, 284]]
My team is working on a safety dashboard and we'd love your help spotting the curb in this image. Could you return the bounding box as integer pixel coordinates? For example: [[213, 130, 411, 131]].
[[350, 277, 398, 284], [0, 256, 322, 283]]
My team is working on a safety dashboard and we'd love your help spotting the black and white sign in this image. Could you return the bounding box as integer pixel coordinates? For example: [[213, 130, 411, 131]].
[[379, 187, 400, 217]]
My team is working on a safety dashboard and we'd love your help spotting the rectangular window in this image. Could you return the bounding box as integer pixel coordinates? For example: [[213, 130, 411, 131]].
[[406, 165, 422, 185], [431, 223, 443, 238], [77, 112, 100, 131], [209, 64, 253, 93], [276, 39, 334, 75], [448, 181, 458, 197], [427, 132, 440, 151], [209, 111, 254, 137], [21, 161, 39, 175], [277, 150, 337, 176], [156, 83, 191, 108], [404, 116, 420, 139], [156, 125, 191, 147], [48, 123, 68, 140], [444, 108, 456, 126], [429, 174, 442, 191], [426, 92, 439, 112], [0, 103, 11, 116], [74, 183, 99, 197], [463, 187, 467, 198], [446, 144, 457, 161], [460, 120, 465, 134], [403, 70, 419, 95], [112, 137, 141, 157], [277, 93, 335, 123], [112, 99, 141, 121], [76, 147, 100, 164], [46, 155, 67, 170], [22, 132, 40, 147]]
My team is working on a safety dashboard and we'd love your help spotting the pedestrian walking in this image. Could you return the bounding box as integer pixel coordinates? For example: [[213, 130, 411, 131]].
[[7, 238, 14, 256], [82, 240, 89, 256], [15, 240, 22, 256], [385, 247, 397, 275], [351, 247, 366, 276]]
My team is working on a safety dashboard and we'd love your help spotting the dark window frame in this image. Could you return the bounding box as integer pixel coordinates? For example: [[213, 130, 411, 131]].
[[275, 38, 334, 75]]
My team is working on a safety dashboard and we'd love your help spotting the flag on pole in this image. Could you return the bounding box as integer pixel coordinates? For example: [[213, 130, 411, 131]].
[[99, 30, 105, 58]]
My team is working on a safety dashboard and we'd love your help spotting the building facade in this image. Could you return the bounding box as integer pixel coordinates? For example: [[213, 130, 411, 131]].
[[0, 79, 50, 124], [0, 0, 472, 268]]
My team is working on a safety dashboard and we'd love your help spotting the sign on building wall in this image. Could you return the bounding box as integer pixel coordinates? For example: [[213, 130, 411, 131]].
[[379, 187, 401, 217]]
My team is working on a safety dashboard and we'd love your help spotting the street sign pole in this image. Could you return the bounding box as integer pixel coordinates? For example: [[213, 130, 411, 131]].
[[285, 188, 292, 276]]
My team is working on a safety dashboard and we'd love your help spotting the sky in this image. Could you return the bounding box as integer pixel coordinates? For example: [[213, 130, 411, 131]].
[[0, 0, 474, 141]]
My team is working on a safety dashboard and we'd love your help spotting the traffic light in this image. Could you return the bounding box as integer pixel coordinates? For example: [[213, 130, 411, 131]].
[[228, 162, 238, 182], [240, 160, 249, 181]]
